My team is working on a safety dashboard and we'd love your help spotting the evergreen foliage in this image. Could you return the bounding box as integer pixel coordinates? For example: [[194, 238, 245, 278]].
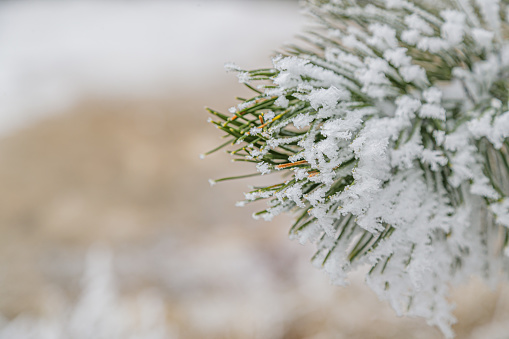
[[206, 1, 509, 336]]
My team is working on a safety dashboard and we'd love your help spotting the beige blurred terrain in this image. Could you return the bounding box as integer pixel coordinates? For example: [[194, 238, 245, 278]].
[[0, 1, 508, 338]]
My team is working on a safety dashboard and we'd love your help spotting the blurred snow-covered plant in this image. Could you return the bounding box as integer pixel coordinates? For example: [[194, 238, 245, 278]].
[[206, 0, 509, 336], [0, 247, 171, 339]]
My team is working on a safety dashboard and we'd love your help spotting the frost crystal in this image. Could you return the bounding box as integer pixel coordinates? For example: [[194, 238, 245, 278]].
[[208, 1, 509, 337]]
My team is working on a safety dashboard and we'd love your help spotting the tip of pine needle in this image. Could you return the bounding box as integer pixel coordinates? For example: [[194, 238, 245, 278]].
[[199, 154, 205, 160], [208, 179, 217, 187]]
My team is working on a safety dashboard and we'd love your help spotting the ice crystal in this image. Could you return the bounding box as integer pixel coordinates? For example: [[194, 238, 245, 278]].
[[207, 1, 509, 337]]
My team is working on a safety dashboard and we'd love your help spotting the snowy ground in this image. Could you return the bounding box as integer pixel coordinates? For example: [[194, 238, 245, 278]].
[[0, 0, 301, 135]]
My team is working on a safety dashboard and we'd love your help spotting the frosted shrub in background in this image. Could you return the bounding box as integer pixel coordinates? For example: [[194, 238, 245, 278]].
[[207, 0, 509, 336], [0, 247, 171, 339]]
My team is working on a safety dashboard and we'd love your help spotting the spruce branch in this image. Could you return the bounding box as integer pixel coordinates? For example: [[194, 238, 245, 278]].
[[206, 0, 509, 337]]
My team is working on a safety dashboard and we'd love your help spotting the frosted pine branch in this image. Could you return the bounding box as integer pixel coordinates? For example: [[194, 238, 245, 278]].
[[206, 0, 509, 337]]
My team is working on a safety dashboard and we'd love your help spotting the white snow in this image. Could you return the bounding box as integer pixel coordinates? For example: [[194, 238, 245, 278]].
[[0, 0, 301, 136]]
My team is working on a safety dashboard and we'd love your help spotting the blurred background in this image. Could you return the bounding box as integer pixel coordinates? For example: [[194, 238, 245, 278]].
[[0, 1, 507, 338]]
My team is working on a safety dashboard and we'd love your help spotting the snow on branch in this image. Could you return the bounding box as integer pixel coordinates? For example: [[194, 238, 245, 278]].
[[206, 0, 509, 337]]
